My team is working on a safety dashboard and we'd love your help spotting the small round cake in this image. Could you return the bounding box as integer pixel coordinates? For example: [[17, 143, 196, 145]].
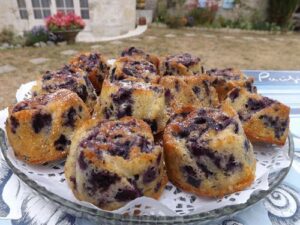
[[159, 75, 219, 113], [223, 88, 290, 145], [163, 107, 256, 197], [6, 89, 90, 164], [206, 68, 257, 101], [32, 65, 97, 111], [94, 80, 168, 134], [120, 46, 160, 70], [69, 52, 110, 94], [160, 53, 203, 76], [65, 117, 167, 210], [108, 57, 160, 83]]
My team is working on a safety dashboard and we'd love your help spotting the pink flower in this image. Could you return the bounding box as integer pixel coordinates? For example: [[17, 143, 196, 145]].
[[45, 12, 85, 31]]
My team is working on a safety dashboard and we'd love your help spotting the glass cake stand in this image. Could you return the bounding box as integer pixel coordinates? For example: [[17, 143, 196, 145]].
[[0, 129, 294, 225]]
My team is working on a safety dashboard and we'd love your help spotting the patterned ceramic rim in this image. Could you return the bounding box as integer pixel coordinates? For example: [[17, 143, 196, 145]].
[[0, 129, 294, 224]]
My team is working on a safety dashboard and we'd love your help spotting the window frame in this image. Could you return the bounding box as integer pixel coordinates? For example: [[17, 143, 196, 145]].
[[55, 0, 75, 14], [16, 0, 29, 19], [79, 0, 89, 19], [31, 0, 51, 19]]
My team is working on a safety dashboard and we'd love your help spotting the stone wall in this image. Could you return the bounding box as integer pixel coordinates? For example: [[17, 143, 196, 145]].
[[78, 0, 136, 42], [0, 0, 136, 41], [0, 0, 42, 34], [87, 0, 136, 37]]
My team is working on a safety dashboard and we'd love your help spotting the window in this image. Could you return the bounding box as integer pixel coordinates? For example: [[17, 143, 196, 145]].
[[80, 0, 89, 19], [198, 0, 206, 8], [56, 0, 74, 14], [222, 0, 235, 9], [17, 0, 28, 19], [32, 0, 51, 19]]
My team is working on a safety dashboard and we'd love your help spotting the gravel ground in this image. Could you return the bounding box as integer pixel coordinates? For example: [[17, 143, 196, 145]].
[[0, 26, 300, 109]]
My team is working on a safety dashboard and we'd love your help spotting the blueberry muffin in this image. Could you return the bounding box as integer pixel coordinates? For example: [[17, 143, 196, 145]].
[[65, 117, 167, 210], [223, 88, 290, 145], [163, 107, 256, 197], [32, 65, 97, 111], [6, 89, 90, 164], [69, 52, 110, 94], [120, 46, 160, 70], [94, 80, 168, 134], [159, 75, 219, 113], [206, 68, 257, 101], [108, 57, 160, 83], [160, 53, 203, 76]]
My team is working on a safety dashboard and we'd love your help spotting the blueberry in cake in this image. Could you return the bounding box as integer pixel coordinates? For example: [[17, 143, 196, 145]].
[[65, 117, 167, 210], [69, 52, 110, 94], [108, 57, 160, 84], [94, 80, 168, 134], [206, 68, 257, 101], [223, 88, 290, 145], [31, 65, 97, 111], [120, 46, 160, 71], [160, 53, 203, 76], [163, 107, 256, 197], [159, 75, 219, 114], [6, 89, 90, 164]]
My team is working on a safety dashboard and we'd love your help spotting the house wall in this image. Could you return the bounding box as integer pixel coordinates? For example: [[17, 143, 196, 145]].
[[0, 0, 136, 40], [88, 0, 136, 37], [0, 0, 34, 34], [77, 0, 136, 42]]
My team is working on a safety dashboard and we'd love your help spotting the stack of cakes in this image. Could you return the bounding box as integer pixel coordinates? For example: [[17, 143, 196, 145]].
[[6, 47, 290, 210]]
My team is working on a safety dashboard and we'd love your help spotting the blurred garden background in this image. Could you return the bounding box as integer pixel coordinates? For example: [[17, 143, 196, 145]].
[[0, 0, 300, 109]]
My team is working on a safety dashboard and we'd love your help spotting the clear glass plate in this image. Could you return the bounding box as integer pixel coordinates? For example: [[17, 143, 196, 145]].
[[0, 129, 294, 225]]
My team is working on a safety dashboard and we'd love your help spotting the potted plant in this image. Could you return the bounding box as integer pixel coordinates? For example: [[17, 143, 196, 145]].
[[45, 11, 85, 44], [24, 25, 49, 46]]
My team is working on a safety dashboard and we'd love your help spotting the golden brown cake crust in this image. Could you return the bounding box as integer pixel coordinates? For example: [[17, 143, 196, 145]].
[[159, 75, 219, 113], [160, 53, 202, 76], [94, 80, 168, 134], [6, 89, 90, 164], [163, 107, 256, 198], [69, 52, 110, 94], [65, 117, 167, 210], [206, 68, 257, 101], [108, 57, 160, 84], [166, 165, 255, 197], [31, 65, 97, 111], [224, 88, 290, 145], [120, 46, 160, 71]]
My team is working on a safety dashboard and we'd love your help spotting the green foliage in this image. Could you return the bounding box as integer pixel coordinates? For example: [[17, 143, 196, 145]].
[[155, 0, 187, 24], [213, 16, 282, 31], [24, 26, 49, 46], [252, 21, 281, 31], [165, 14, 187, 28], [155, 1, 168, 23], [188, 7, 217, 25], [155, 0, 298, 31], [0, 28, 15, 44], [268, 0, 299, 28], [166, 0, 186, 8], [155, 0, 188, 28], [12, 35, 26, 46], [0, 27, 25, 46]]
